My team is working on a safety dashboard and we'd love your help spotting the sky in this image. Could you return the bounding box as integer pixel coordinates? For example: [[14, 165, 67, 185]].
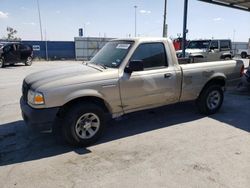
[[0, 0, 250, 42]]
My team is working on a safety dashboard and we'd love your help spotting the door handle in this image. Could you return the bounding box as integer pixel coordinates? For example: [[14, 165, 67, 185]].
[[164, 73, 172, 78]]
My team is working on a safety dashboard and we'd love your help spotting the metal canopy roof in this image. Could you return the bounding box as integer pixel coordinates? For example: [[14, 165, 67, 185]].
[[198, 0, 250, 12]]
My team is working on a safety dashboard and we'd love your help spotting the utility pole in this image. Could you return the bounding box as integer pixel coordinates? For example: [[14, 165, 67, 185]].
[[163, 0, 167, 37], [182, 0, 189, 58], [45, 29, 48, 61], [37, 0, 43, 41], [134, 5, 138, 37]]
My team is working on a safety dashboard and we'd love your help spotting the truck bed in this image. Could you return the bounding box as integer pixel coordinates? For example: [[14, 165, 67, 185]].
[[179, 60, 244, 102]]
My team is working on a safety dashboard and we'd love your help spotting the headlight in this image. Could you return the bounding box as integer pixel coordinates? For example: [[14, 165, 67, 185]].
[[28, 90, 45, 105]]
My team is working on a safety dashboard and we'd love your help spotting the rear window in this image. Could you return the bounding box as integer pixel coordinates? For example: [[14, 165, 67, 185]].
[[220, 41, 231, 51]]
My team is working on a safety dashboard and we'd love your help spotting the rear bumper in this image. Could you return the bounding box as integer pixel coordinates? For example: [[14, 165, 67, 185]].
[[20, 97, 59, 131]]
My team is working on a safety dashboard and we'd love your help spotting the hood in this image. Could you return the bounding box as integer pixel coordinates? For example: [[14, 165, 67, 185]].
[[24, 63, 117, 90]]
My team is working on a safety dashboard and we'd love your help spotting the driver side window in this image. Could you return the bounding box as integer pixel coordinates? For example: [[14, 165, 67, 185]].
[[130, 43, 168, 70], [4, 45, 12, 53], [210, 41, 219, 50]]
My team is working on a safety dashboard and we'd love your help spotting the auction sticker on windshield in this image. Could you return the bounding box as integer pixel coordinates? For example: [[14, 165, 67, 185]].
[[116, 44, 130, 49]]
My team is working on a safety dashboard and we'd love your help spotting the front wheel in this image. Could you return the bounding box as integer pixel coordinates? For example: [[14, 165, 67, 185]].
[[25, 56, 33, 66], [61, 103, 107, 146], [196, 85, 224, 115]]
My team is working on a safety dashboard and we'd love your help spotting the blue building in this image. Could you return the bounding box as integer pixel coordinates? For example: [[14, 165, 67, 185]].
[[21, 40, 75, 60]]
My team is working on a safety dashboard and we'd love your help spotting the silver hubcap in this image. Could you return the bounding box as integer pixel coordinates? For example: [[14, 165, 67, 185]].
[[27, 57, 32, 65], [75, 113, 100, 139], [206, 90, 221, 110]]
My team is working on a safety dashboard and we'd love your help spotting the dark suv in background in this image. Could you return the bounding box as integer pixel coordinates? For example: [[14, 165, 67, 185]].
[[0, 42, 33, 68]]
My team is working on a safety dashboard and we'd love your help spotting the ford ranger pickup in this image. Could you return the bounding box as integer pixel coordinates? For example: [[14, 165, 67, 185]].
[[20, 38, 244, 146]]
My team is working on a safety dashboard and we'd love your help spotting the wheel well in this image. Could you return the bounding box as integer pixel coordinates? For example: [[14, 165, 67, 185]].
[[199, 77, 226, 96], [221, 54, 232, 59], [190, 55, 204, 63], [57, 96, 110, 117]]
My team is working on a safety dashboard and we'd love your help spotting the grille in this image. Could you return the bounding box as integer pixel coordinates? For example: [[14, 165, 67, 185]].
[[22, 81, 29, 102]]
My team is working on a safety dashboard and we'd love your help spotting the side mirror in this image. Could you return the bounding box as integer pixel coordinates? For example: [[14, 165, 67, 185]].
[[124, 60, 144, 73]]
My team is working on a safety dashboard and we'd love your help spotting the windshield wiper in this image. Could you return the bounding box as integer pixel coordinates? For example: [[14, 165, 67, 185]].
[[97, 63, 107, 69], [90, 62, 107, 69]]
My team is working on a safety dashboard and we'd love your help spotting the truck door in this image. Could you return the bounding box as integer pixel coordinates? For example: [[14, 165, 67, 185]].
[[119, 42, 179, 112], [219, 40, 232, 59], [4, 44, 20, 64], [207, 40, 220, 61]]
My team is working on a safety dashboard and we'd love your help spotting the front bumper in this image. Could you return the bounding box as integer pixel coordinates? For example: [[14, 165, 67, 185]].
[[20, 97, 59, 131]]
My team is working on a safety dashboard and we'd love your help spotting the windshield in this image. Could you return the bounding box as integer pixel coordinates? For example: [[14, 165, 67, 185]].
[[187, 40, 210, 49], [89, 41, 133, 68]]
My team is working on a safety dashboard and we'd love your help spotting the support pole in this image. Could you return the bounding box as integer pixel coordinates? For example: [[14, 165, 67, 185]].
[[163, 0, 167, 37], [182, 0, 188, 58], [134, 5, 137, 37]]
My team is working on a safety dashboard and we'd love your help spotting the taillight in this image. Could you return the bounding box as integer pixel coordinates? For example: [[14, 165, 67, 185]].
[[240, 65, 244, 77]]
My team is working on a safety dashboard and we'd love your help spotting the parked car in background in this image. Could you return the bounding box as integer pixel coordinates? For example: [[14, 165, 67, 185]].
[[238, 49, 250, 59], [238, 39, 250, 59], [0, 42, 33, 68], [176, 39, 233, 63]]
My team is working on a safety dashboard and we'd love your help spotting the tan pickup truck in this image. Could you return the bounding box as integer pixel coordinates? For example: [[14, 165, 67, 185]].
[[20, 38, 244, 146]]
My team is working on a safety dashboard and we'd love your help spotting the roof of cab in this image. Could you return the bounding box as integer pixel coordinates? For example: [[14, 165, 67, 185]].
[[111, 37, 171, 43]]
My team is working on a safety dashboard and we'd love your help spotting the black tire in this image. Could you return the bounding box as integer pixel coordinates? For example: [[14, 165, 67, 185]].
[[241, 52, 247, 59], [0, 59, 4, 68], [60, 103, 107, 147], [25, 56, 33, 66], [224, 56, 231, 60], [196, 85, 224, 115]]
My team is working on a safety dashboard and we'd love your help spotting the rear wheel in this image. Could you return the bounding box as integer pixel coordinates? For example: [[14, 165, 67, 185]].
[[241, 52, 247, 59], [0, 58, 4, 68], [25, 56, 33, 66], [224, 56, 231, 60], [196, 85, 224, 115], [60, 103, 107, 146]]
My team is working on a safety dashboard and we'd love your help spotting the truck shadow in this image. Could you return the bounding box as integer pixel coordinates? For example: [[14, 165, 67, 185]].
[[0, 120, 91, 166], [0, 101, 200, 166], [210, 92, 250, 132], [1, 93, 249, 166], [2, 64, 26, 69]]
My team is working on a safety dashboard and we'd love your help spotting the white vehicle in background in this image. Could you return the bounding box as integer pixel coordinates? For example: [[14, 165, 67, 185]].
[[238, 49, 250, 59], [238, 39, 250, 59]]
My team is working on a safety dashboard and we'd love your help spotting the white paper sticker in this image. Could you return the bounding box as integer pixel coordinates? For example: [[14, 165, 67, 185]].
[[116, 44, 130, 49]]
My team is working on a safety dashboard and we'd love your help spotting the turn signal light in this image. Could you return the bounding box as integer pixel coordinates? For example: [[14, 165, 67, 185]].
[[240, 65, 244, 77]]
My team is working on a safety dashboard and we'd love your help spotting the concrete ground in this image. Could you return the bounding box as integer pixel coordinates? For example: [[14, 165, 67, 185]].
[[0, 61, 249, 188]]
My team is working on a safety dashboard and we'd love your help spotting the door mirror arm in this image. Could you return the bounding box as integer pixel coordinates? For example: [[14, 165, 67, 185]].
[[124, 60, 144, 74]]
